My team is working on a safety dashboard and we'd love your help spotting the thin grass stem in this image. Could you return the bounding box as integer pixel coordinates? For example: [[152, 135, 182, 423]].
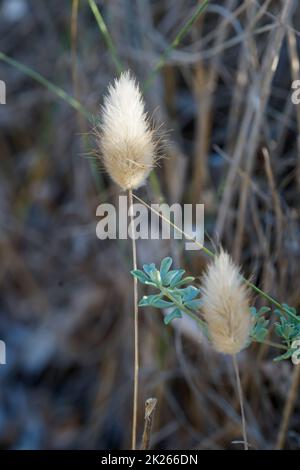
[[233, 355, 248, 450], [253, 339, 287, 351], [88, 0, 123, 75], [128, 189, 139, 450], [144, 0, 210, 89], [276, 365, 300, 449], [0, 51, 92, 121]]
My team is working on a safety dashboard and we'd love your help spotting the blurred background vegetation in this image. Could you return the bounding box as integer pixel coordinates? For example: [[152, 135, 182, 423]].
[[0, 0, 300, 450]]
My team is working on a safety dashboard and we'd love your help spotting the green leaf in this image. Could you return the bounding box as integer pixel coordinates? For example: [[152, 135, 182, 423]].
[[274, 309, 281, 316], [160, 257, 173, 281], [151, 298, 174, 308], [257, 306, 271, 315], [143, 264, 161, 285], [139, 294, 173, 308], [275, 323, 283, 338], [250, 306, 271, 318], [163, 269, 181, 286], [278, 304, 300, 323], [284, 324, 295, 339], [254, 328, 268, 343], [151, 270, 162, 284], [170, 269, 185, 288], [184, 299, 202, 310], [168, 291, 182, 303], [143, 263, 156, 277], [250, 307, 257, 316], [139, 294, 160, 307], [175, 276, 195, 287], [144, 280, 158, 287], [251, 317, 269, 342], [275, 316, 298, 342], [180, 285, 200, 301], [131, 269, 149, 284], [164, 308, 182, 325]]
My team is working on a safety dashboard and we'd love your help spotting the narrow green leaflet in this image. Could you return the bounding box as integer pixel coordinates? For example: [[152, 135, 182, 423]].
[[131, 257, 202, 326], [164, 308, 182, 325], [160, 257, 173, 280], [250, 306, 270, 343]]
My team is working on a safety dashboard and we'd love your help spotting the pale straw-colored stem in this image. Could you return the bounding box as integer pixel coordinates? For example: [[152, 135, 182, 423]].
[[128, 189, 139, 450], [233, 354, 248, 450]]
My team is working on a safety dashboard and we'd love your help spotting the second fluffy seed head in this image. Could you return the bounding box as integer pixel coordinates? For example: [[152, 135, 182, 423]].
[[201, 251, 252, 355]]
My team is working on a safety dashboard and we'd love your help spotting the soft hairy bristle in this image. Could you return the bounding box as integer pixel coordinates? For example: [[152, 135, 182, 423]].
[[97, 71, 155, 190], [201, 251, 252, 355]]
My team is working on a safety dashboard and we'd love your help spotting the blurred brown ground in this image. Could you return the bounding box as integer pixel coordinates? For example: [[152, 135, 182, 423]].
[[0, 0, 300, 450]]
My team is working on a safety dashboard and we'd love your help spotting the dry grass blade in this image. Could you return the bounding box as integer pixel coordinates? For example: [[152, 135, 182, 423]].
[[233, 0, 294, 261], [141, 398, 158, 450]]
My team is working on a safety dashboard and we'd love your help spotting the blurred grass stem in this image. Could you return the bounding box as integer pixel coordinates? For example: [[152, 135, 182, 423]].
[[233, 355, 248, 450]]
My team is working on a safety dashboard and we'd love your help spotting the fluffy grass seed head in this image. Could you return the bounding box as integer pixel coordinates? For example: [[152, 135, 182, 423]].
[[201, 251, 252, 355], [97, 71, 156, 190]]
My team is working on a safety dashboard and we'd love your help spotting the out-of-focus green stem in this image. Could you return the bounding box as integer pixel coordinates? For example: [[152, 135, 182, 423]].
[[0, 51, 93, 121], [88, 0, 123, 75], [144, 0, 210, 89]]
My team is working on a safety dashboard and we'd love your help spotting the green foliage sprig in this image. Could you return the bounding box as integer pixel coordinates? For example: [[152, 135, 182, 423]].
[[132, 257, 300, 362], [131, 257, 207, 334], [249, 304, 300, 361]]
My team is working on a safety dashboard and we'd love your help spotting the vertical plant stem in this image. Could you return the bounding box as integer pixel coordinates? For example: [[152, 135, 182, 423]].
[[128, 189, 139, 450], [276, 365, 300, 449], [233, 355, 248, 450]]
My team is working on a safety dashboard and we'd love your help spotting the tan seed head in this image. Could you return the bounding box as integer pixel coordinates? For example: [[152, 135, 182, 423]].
[[97, 71, 156, 190], [201, 251, 252, 355]]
